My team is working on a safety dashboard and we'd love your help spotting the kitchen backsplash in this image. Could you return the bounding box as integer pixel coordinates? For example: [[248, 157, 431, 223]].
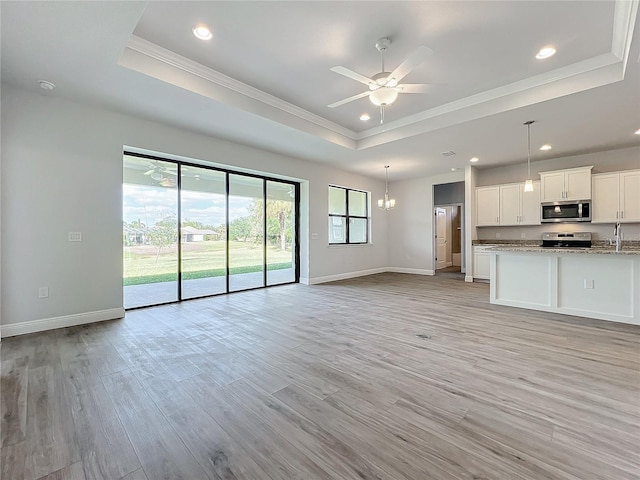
[[476, 223, 640, 242]]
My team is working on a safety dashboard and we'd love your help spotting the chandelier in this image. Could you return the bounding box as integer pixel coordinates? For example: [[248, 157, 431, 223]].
[[378, 165, 396, 210]]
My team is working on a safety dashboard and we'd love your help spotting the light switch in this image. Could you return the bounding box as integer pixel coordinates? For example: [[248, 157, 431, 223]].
[[311, 233, 318, 240], [584, 279, 594, 289], [38, 286, 49, 298], [68, 232, 82, 242]]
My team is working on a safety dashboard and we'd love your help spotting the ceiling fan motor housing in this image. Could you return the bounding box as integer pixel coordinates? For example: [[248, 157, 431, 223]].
[[375, 37, 391, 52]]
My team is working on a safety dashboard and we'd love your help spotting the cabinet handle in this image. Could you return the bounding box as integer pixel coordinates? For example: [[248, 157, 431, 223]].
[[621, 211, 624, 219], [616, 211, 619, 219], [496, 216, 499, 223]]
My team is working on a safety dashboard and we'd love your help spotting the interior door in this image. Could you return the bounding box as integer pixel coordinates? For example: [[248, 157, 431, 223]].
[[435, 207, 447, 270]]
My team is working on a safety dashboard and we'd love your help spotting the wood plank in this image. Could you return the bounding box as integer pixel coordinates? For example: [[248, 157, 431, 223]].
[[1, 357, 29, 447], [36, 462, 85, 480], [1, 441, 27, 480], [100, 370, 212, 480], [24, 363, 81, 480]]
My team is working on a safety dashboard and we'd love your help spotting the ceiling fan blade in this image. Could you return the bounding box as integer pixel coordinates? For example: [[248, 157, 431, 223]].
[[388, 46, 433, 84], [395, 84, 432, 93], [330, 66, 374, 86], [328, 91, 371, 108]]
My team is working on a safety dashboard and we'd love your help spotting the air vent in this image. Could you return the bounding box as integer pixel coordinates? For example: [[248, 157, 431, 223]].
[[441, 151, 456, 157]]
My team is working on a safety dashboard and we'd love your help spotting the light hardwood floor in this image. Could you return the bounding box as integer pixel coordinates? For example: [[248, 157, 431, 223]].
[[1, 273, 639, 479]]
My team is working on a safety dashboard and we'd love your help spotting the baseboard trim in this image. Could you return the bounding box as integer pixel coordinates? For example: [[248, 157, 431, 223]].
[[387, 267, 435, 276], [308, 268, 387, 285], [1, 308, 125, 338]]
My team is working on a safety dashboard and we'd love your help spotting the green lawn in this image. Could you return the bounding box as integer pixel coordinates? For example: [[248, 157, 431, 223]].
[[124, 240, 293, 286]]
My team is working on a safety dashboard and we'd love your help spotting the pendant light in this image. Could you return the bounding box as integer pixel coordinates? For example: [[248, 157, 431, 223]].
[[378, 165, 396, 210], [523, 120, 535, 192]]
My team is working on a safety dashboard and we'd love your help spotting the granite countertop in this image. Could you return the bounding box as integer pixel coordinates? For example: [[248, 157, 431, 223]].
[[487, 245, 640, 255]]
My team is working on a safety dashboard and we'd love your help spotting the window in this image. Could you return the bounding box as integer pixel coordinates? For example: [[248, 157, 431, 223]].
[[328, 185, 369, 244]]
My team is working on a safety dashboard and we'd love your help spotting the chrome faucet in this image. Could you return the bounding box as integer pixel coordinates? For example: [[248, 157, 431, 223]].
[[610, 221, 622, 252]]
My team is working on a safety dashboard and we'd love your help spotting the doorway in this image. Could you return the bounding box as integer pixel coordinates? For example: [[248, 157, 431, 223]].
[[434, 204, 463, 277]]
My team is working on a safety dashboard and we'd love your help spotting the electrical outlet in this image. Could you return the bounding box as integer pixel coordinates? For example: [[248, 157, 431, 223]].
[[583, 279, 594, 289], [38, 286, 49, 298], [520, 232, 526, 239], [68, 231, 82, 242], [311, 233, 318, 240], [495, 232, 501, 239]]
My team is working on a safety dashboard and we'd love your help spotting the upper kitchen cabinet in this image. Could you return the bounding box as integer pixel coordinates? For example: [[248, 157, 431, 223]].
[[592, 170, 640, 223], [539, 166, 592, 201], [476, 181, 540, 227], [476, 186, 500, 226], [499, 181, 540, 225]]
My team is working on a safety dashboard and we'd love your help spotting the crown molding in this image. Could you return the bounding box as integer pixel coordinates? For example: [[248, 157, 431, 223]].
[[356, 0, 637, 147], [356, 52, 623, 146], [124, 35, 358, 143], [611, 0, 638, 75], [122, 0, 637, 152]]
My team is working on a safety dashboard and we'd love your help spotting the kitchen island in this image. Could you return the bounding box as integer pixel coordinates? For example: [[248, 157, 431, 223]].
[[489, 246, 640, 325]]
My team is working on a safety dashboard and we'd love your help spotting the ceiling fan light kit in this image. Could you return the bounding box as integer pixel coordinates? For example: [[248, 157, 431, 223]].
[[328, 37, 433, 124]]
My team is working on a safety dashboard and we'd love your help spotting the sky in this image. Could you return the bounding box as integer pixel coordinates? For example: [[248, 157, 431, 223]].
[[123, 184, 253, 227]]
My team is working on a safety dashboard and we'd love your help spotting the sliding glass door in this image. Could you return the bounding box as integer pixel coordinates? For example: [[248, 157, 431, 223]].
[[267, 180, 296, 285], [123, 153, 298, 309], [228, 174, 264, 292], [123, 157, 178, 309], [180, 166, 227, 299]]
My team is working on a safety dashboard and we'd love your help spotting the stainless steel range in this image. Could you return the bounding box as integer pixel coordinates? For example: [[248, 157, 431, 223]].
[[541, 232, 592, 248]]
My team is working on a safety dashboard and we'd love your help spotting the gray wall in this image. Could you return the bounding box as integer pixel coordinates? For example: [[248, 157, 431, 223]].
[[434, 181, 465, 206]]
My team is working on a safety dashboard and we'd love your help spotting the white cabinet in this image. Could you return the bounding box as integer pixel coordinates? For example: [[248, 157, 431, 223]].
[[499, 181, 541, 226], [520, 181, 542, 225], [621, 170, 640, 222], [473, 245, 494, 280], [539, 166, 592, 201], [592, 170, 640, 223], [476, 186, 500, 226], [499, 184, 521, 225], [476, 182, 540, 226]]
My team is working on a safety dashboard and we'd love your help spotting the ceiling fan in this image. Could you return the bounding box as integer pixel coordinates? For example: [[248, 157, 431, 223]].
[[143, 161, 176, 181], [143, 161, 177, 187], [328, 37, 434, 124]]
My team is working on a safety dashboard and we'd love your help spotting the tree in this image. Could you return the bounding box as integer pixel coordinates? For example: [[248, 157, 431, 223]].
[[248, 199, 292, 251], [148, 215, 178, 262], [229, 216, 253, 242]]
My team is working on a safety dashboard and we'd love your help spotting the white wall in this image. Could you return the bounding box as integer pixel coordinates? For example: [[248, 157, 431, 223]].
[[1, 84, 388, 329], [387, 171, 465, 274]]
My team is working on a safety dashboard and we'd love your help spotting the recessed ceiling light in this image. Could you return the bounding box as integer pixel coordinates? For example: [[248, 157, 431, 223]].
[[540, 144, 552, 151], [451, 167, 457, 172], [360, 113, 371, 121], [536, 46, 556, 59], [635, 128, 640, 135], [38, 80, 55, 91], [470, 157, 479, 163], [192, 24, 213, 40]]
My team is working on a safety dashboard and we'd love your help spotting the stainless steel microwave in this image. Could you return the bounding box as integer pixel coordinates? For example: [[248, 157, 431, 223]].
[[541, 200, 591, 223]]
